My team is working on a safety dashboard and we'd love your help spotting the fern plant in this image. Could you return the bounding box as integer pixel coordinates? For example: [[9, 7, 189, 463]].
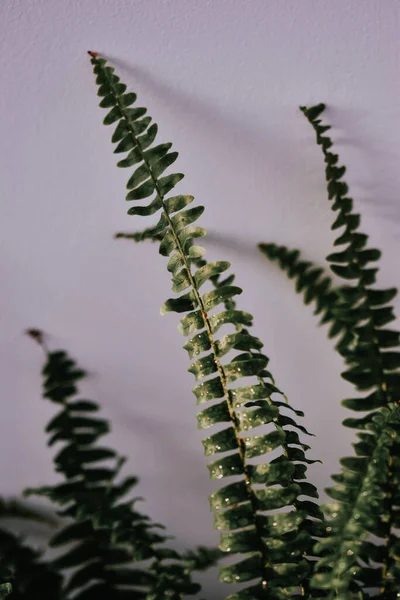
[[87, 54, 400, 599], [2, 54, 398, 600]]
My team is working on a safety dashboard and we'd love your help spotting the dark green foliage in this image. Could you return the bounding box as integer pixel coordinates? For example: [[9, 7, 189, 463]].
[[8, 54, 396, 600], [0, 528, 61, 600], [181, 546, 224, 572], [0, 582, 11, 599], [300, 103, 400, 599], [0, 500, 62, 600], [259, 243, 350, 348], [90, 53, 324, 598], [260, 104, 400, 598], [25, 343, 215, 600]]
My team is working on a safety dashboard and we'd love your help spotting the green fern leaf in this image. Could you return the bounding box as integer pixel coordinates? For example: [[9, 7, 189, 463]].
[[90, 53, 324, 598], [299, 103, 400, 598], [27, 338, 210, 599]]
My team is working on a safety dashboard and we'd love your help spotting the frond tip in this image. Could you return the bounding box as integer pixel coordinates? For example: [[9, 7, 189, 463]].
[[25, 328, 45, 345]]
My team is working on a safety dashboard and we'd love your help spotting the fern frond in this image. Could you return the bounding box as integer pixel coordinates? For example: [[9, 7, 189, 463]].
[[301, 103, 400, 598], [27, 340, 203, 600], [0, 583, 11, 600], [90, 53, 324, 598], [258, 243, 359, 357], [0, 526, 62, 600]]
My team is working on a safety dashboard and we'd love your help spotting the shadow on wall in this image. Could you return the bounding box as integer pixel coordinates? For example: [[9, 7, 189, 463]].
[[319, 106, 400, 238], [104, 60, 400, 248], [105, 56, 308, 184], [110, 404, 208, 489]]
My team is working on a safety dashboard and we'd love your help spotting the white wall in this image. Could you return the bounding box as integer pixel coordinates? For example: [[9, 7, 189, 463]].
[[1, 1, 400, 596]]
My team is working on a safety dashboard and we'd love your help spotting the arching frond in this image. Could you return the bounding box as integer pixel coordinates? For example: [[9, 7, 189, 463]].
[[298, 103, 400, 598], [26, 338, 205, 600], [89, 52, 324, 599]]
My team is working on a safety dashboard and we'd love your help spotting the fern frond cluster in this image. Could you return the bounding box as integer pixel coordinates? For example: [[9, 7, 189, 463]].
[[261, 104, 400, 598], [3, 53, 398, 600], [89, 52, 326, 599]]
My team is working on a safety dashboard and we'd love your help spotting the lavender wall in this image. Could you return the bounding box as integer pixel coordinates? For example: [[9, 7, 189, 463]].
[[1, 1, 400, 596]]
